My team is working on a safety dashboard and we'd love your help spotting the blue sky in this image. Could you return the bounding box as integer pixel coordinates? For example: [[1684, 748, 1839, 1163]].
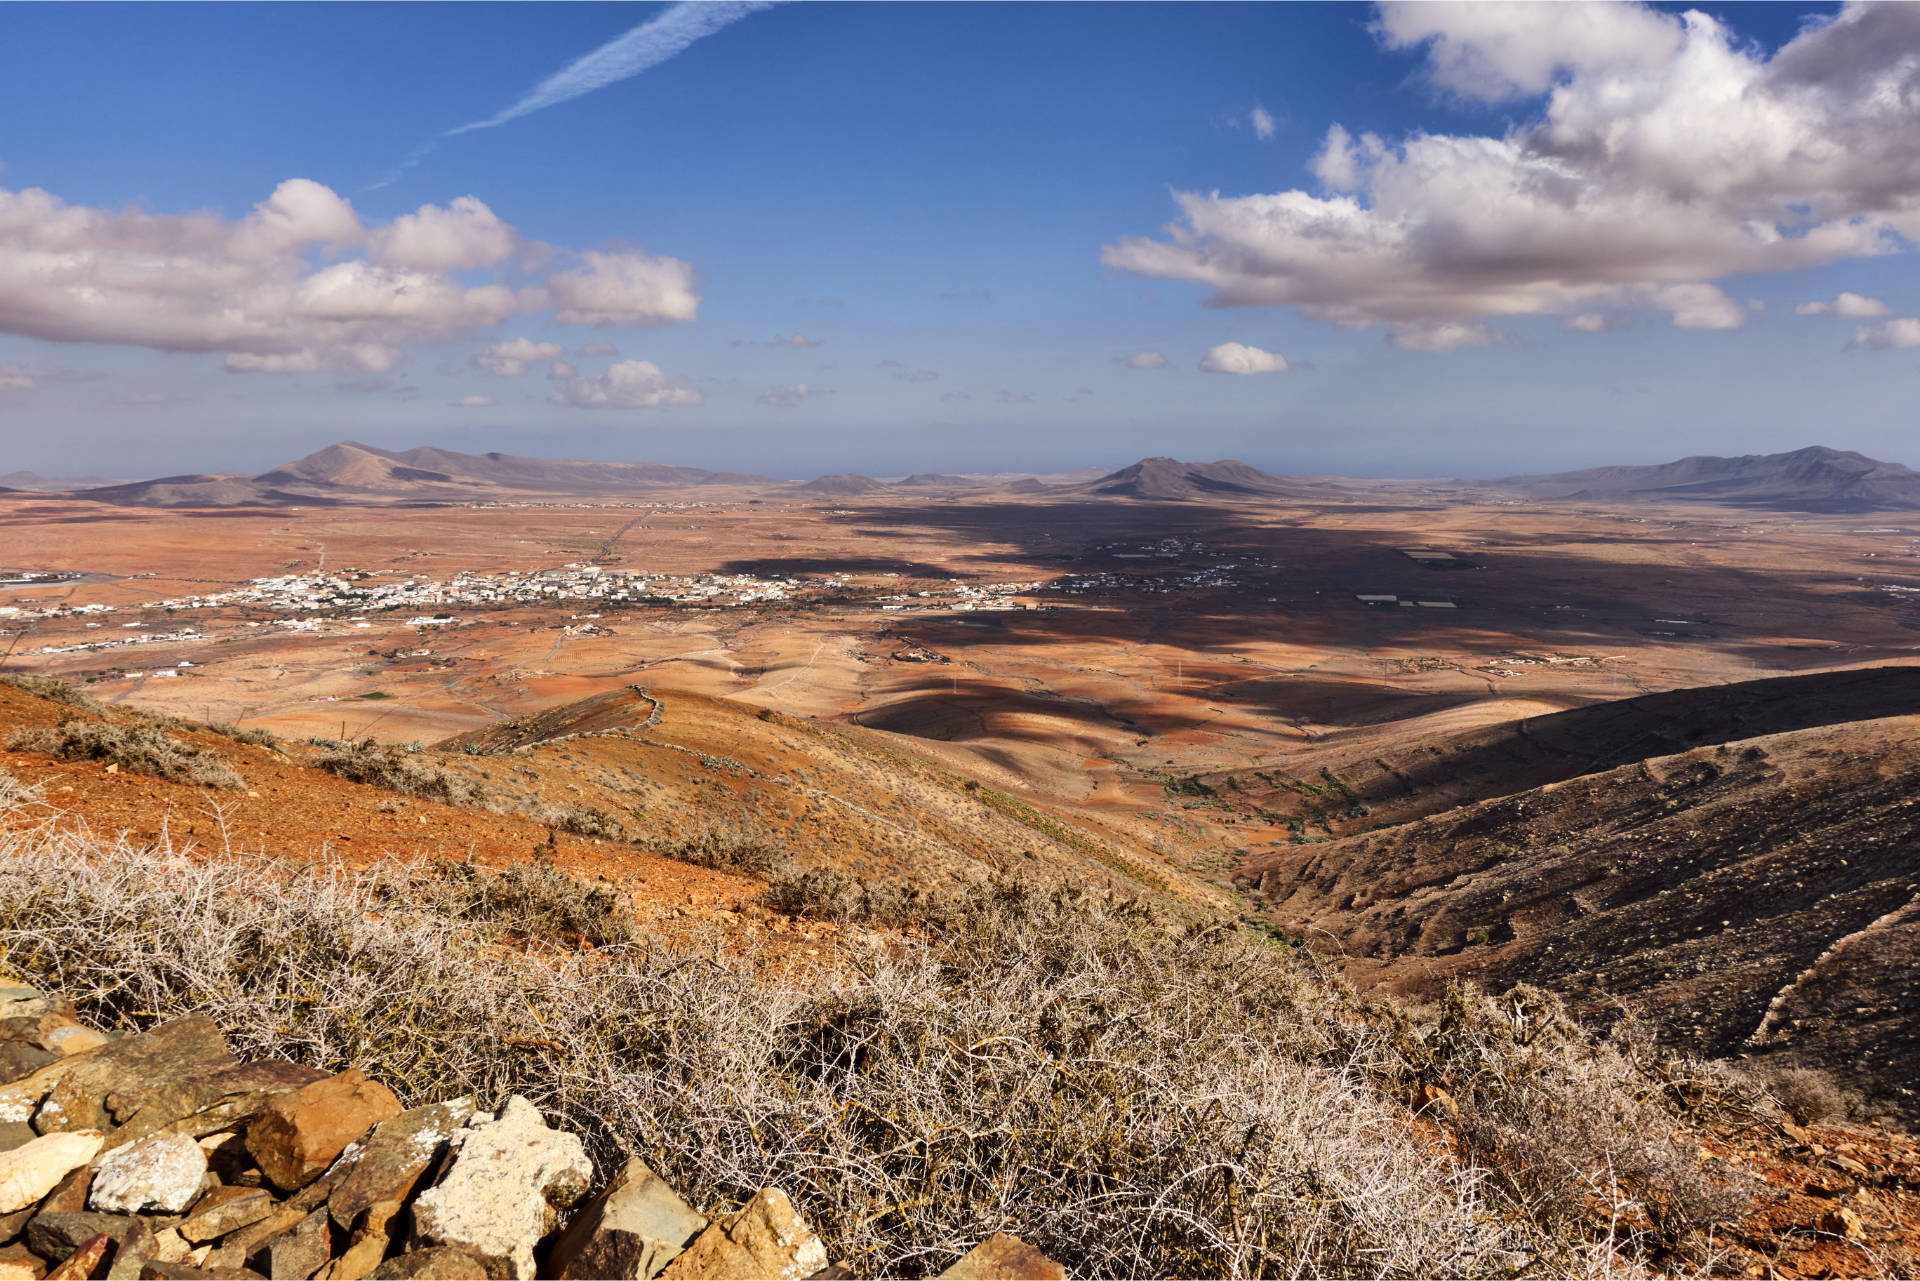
[[2, 1, 1916, 479]]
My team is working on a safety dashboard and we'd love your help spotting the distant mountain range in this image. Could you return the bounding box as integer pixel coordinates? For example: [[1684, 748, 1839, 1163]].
[[1494, 446, 1920, 512], [7, 442, 1916, 511]]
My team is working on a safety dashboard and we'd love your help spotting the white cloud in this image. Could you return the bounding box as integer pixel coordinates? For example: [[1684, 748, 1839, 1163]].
[[548, 359, 700, 409], [1249, 104, 1277, 141], [1104, 3, 1920, 345], [577, 342, 620, 358], [0, 179, 703, 374], [1562, 312, 1637, 333], [370, 196, 518, 272], [1388, 321, 1498, 352], [1796, 291, 1892, 317], [547, 359, 577, 381], [1198, 341, 1289, 374], [1851, 317, 1920, 350], [757, 382, 830, 407], [472, 337, 565, 376], [450, 394, 495, 408], [1118, 351, 1169, 369], [546, 247, 699, 328]]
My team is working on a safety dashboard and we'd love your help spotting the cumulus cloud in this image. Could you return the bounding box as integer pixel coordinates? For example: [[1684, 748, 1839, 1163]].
[[472, 336, 564, 376], [450, 393, 495, 408], [1563, 312, 1636, 333], [1851, 317, 1920, 350], [577, 342, 620, 358], [1198, 341, 1289, 374], [0, 179, 702, 375], [0, 362, 104, 391], [1118, 351, 1169, 369], [548, 358, 700, 408], [546, 247, 699, 327], [757, 382, 830, 407], [1797, 291, 1893, 317], [1104, 3, 1920, 345]]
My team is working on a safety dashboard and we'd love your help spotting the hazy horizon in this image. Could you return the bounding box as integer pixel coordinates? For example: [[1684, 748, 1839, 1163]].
[[4, 2, 1919, 478]]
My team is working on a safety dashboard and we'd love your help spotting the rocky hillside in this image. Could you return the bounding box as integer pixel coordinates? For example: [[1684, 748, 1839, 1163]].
[[0, 985, 1060, 1280], [1496, 445, 1920, 512]]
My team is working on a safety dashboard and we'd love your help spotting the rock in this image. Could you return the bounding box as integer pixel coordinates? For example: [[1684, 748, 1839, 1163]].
[[0, 1003, 84, 1055], [1414, 1083, 1460, 1124], [0, 1131, 105, 1215], [202, 1208, 306, 1273], [1818, 1206, 1866, 1239], [26, 1213, 142, 1261], [0, 1248, 38, 1281], [106, 1219, 161, 1281], [367, 1248, 502, 1280], [1781, 1120, 1813, 1146], [318, 1229, 389, 1281], [407, 1098, 590, 1281], [136, 1263, 266, 1280], [325, 1099, 475, 1234], [1830, 1153, 1872, 1180], [38, 1166, 91, 1215], [937, 1233, 1067, 1281], [102, 1064, 328, 1158], [31, 1076, 96, 1137], [0, 993, 51, 1021], [178, 1189, 274, 1244], [0, 1124, 39, 1156], [244, 1070, 400, 1194], [658, 1189, 827, 1281], [44, 1233, 110, 1281], [0, 1047, 58, 1090], [0, 1019, 234, 1136], [0, 1206, 32, 1244], [90, 1133, 208, 1214], [548, 1158, 709, 1281], [254, 1209, 332, 1281]]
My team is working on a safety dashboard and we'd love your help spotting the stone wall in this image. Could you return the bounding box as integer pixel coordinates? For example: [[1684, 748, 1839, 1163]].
[[0, 987, 1063, 1281]]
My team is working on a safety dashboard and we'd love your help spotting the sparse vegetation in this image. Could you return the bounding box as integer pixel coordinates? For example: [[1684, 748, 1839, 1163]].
[[0, 809, 1760, 1278], [0, 672, 97, 708], [761, 862, 941, 927], [539, 802, 630, 842], [660, 822, 784, 873], [313, 737, 479, 804], [1764, 1064, 1865, 1125], [206, 720, 280, 748], [6, 718, 243, 788]]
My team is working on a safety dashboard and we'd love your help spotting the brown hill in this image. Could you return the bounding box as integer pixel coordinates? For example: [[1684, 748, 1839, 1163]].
[[1497, 445, 1920, 512], [77, 442, 769, 507], [1075, 457, 1336, 501], [1224, 668, 1920, 1124], [793, 473, 888, 496]]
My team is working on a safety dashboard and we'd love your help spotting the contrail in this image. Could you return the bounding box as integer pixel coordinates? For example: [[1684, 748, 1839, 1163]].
[[451, 0, 778, 135], [368, 1, 777, 189]]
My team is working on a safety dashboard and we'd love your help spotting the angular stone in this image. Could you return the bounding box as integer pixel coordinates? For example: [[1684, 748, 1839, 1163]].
[[37, 1166, 91, 1216], [0, 1047, 58, 1091], [0, 1004, 81, 1055], [25, 1213, 141, 1261], [136, 1263, 266, 1280], [407, 1098, 590, 1280], [0, 994, 51, 1022], [106, 1219, 161, 1281], [31, 1077, 96, 1137], [937, 1233, 1067, 1281], [548, 1158, 708, 1281], [44, 1232, 109, 1281], [0, 1125, 39, 1157], [1819, 1206, 1866, 1239], [0, 1206, 31, 1245], [178, 1189, 273, 1245], [0, 1131, 105, 1215], [657, 1189, 826, 1281], [244, 1071, 400, 1194], [0, 1242, 39, 1280], [325, 1099, 475, 1234], [318, 1229, 389, 1281], [90, 1134, 208, 1215], [368, 1248, 502, 1280], [0, 1019, 234, 1137], [201, 1208, 304, 1274], [253, 1209, 332, 1281]]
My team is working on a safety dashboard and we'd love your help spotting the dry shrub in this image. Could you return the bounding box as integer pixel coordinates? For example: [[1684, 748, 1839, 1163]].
[[6, 719, 243, 789], [1764, 1066, 1862, 1125], [540, 803, 629, 842], [0, 672, 97, 708], [762, 863, 942, 928], [206, 721, 280, 749], [661, 823, 784, 874], [0, 805, 1748, 1278], [419, 851, 636, 949], [314, 738, 478, 804]]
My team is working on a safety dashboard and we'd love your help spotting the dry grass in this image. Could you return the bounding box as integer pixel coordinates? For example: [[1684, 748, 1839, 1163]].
[[0, 672, 98, 708], [6, 719, 244, 789], [0, 798, 1753, 1278]]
